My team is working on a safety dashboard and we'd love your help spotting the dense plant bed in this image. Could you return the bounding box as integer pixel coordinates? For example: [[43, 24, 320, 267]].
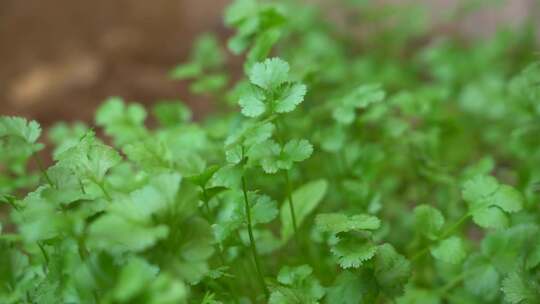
[[1, 0, 540, 303]]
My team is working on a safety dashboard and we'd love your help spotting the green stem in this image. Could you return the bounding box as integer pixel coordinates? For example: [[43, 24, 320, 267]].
[[78, 178, 86, 194], [284, 170, 299, 243], [440, 213, 470, 239], [95, 180, 112, 201], [37, 242, 49, 272], [410, 246, 430, 262], [201, 187, 212, 217], [77, 237, 89, 261], [437, 269, 474, 296], [409, 213, 470, 262], [32, 153, 53, 187], [241, 176, 269, 299]]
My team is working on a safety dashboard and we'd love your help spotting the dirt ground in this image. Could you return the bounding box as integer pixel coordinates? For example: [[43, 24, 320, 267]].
[[0, 0, 538, 127], [0, 0, 230, 125]]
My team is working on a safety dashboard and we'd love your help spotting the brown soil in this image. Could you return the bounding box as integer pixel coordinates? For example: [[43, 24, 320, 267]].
[[0, 0, 230, 126]]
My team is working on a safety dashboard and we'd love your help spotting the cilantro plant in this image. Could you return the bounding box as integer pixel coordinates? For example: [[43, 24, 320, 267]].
[[1, 0, 540, 303]]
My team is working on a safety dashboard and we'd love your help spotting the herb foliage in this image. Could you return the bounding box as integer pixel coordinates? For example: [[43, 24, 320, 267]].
[[1, 0, 540, 303]]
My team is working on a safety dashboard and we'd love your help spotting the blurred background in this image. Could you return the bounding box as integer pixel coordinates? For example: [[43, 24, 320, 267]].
[[1, 0, 538, 127]]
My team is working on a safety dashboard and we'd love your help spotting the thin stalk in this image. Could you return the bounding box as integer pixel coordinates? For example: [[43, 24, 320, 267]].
[[241, 176, 269, 299], [409, 213, 470, 262], [37, 242, 49, 273], [32, 153, 53, 187], [284, 170, 299, 243], [440, 213, 470, 239], [78, 177, 86, 194], [437, 270, 471, 296], [201, 187, 212, 217], [410, 246, 430, 262], [275, 118, 301, 246], [94, 180, 112, 201], [77, 237, 89, 261]]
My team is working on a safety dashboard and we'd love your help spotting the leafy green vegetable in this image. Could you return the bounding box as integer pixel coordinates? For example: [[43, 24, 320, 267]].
[[462, 175, 524, 229], [1, 0, 539, 303]]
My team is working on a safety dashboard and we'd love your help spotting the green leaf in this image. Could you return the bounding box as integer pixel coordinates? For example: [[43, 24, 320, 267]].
[[280, 179, 328, 242], [281, 139, 313, 164], [0, 117, 42, 144], [462, 175, 524, 229], [527, 242, 540, 269], [374, 244, 411, 297], [152, 101, 192, 127], [331, 238, 377, 269], [57, 132, 121, 184], [113, 257, 159, 301], [430, 236, 466, 264], [269, 264, 325, 304], [492, 185, 524, 213], [326, 271, 378, 304], [245, 29, 282, 69], [113, 257, 188, 304], [333, 84, 385, 124], [480, 224, 537, 273], [123, 138, 172, 170], [274, 83, 307, 113], [87, 212, 169, 253], [501, 272, 540, 304], [249, 193, 278, 225], [248, 138, 313, 173], [186, 165, 221, 188], [239, 89, 267, 117], [169, 34, 225, 83], [146, 273, 188, 304], [14, 189, 65, 242], [239, 57, 306, 118], [471, 206, 508, 229], [224, 0, 258, 26], [316, 213, 381, 234], [509, 61, 540, 104], [48, 122, 89, 158], [95, 97, 147, 145], [249, 57, 289, 91], [462, 175, 500, 205], [169, 62, 202, 79], [397, 287, 440, 304], [226, 121, 275, 147], [204, 186, 228, 202], [316, 125, 346, 152], [464, 254, 500, 300], [413, 204, 445, 240], [276, 264, 312, 285], [191, 33, 225, 69], [87, 173, 180, 253], [225, 145, 244, 165], [244, 122, 275, 146], [191, 73, 228, 94]]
